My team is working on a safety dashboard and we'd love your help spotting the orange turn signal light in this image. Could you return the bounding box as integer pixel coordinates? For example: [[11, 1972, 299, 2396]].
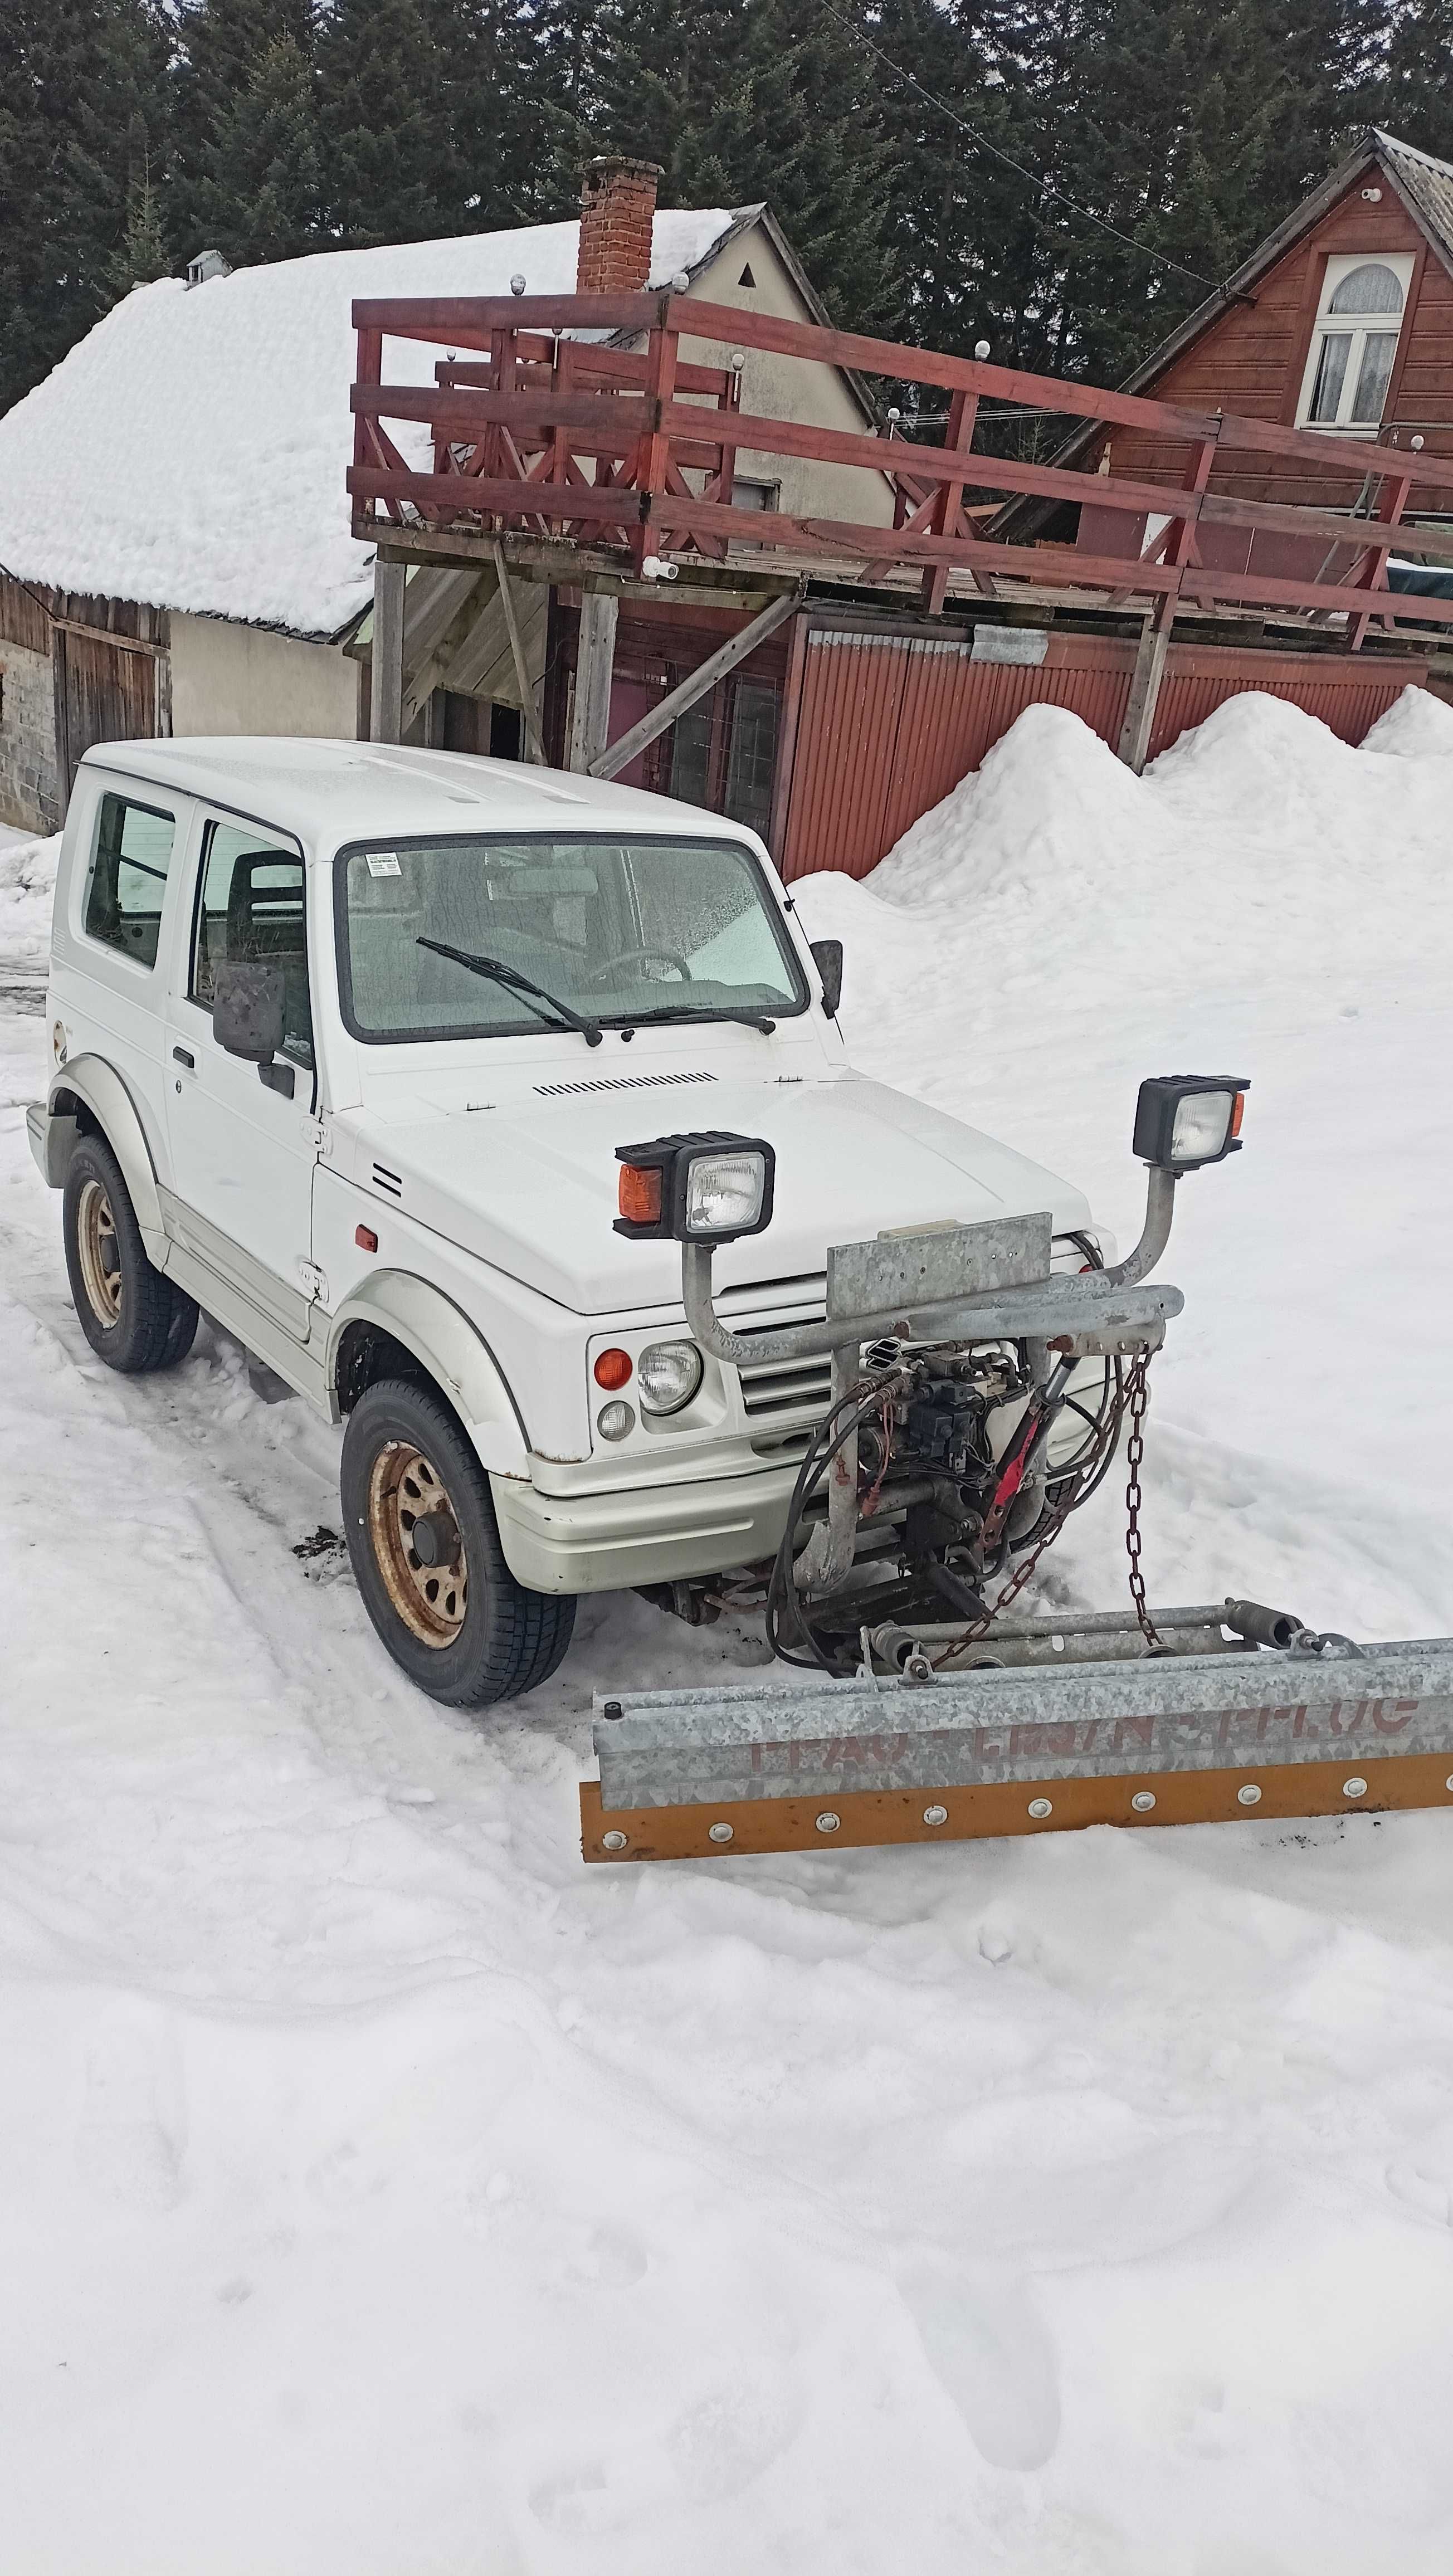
[[355, 1223, 378, 1253], [618, 1163, 664, 1227], [593, 1347, 633, 1391], [1230, 1090, 1246, 1140]]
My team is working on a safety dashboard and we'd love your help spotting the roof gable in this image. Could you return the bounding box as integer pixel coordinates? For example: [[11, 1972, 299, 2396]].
[[992, 129, 1453, 529]]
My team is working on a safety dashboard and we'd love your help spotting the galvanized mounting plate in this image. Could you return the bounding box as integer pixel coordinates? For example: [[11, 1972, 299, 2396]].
[[826, 1211, 1052, 1325], [592, 1641, 1453, 1813]]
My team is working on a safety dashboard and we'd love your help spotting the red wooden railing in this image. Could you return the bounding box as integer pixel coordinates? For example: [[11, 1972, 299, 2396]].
[[349, 290, 1453, 646]]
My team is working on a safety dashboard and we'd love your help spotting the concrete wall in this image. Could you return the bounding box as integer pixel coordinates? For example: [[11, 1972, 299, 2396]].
[[170, 613, 358, 740], [0, 637, 61, 833], [682, 223, 896, 529]]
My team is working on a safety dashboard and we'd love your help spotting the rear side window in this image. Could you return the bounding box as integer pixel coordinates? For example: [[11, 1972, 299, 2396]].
[[82, 792, 176, 969], [191, 817, 314, 1066]]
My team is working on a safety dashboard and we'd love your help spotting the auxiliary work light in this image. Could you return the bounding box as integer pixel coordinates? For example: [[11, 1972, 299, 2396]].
[[1133, 1076, 1249, 1174], [614, 1132, 777, 1244]]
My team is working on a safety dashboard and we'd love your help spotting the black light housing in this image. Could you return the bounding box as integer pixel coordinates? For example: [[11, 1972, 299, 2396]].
[[1133, 1075, 1249, 1173], [615, 1131, 777, 1243]]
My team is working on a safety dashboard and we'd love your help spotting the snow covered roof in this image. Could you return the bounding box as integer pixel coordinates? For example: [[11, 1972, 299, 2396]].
[[0, 210, 739, 643]]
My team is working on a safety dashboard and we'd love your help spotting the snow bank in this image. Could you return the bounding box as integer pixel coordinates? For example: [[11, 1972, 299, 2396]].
[[795, 687, 1453, 1605], [0, 827, 60, 978], [0, 209, 734, 638]]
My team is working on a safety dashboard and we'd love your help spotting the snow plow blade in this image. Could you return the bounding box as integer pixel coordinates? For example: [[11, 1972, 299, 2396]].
[[581, 1615, 1453, 1862]]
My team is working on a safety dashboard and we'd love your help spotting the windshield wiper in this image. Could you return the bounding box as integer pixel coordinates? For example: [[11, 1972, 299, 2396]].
[[416, 939, 603, 1047], [606, 1003, 778, 1036]]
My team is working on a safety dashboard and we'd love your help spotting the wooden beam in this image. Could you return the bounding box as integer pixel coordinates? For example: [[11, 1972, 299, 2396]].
[[1118, 592, 1177, 772], [369, 557, 406, 744], [567, 591, 619, 772], [491, 541, 546, 763], [588, 589, 803, 781]]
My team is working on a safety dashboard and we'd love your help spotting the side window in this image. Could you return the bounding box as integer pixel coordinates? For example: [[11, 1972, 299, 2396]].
[[82, 792, 176, 969], [191, 818, 314, 1067]]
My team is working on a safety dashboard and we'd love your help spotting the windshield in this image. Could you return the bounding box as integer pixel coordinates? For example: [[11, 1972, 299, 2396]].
[[335, 833, 807, 1043]]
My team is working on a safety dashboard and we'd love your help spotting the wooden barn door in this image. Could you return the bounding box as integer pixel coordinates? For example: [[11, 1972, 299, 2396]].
[[55, 629, 159, 806]]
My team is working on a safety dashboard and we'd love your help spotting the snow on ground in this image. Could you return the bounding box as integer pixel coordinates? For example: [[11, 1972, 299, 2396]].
[[3, 691, 1453, 2572], [0, 207, 734, 637]]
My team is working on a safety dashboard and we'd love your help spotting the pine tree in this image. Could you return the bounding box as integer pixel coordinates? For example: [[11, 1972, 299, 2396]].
[[171, 0, 318, 265], [100, 149, 172, 301], [0, 0, 172, 416], [583, 0, 895, 328], [1379, 0, 1453, 159], [319, 0, 465, 244], [191, 32, 326, 265]]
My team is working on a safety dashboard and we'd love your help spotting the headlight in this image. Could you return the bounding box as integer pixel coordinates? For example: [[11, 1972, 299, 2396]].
[[636, 1339, 704, 1416], [685, 1150, 765, 1237], [1132, 1075, 1248, 1173], [614, 1130, 777, 1242]]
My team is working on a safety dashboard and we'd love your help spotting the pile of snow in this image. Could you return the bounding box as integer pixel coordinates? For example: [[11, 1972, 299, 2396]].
[[0, 825, 60, 978], [794, 685, 1453, 1630], [2, 686, 1453, 2569], [0, 208, 735, 638]]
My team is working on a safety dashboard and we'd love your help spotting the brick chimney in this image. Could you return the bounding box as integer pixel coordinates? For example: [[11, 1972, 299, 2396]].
[[576, 157, 662, 297]]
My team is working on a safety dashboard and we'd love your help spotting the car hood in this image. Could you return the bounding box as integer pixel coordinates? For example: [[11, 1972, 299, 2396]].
[[341, 1071, 1093, 1314]]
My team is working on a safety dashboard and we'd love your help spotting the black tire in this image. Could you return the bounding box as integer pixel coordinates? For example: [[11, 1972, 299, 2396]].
[[340, 1378, 576, 1708], [62, 1134, 198, 1374]]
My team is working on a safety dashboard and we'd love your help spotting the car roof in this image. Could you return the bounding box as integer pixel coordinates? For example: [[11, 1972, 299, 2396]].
[[77, 737, 753, 851]]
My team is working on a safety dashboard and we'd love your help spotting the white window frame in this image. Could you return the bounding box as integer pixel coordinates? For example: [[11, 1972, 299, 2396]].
[[1295, 250, 1415, 435]]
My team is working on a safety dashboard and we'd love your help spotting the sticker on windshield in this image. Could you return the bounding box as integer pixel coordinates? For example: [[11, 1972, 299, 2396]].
[[367, 851, 402, 878]]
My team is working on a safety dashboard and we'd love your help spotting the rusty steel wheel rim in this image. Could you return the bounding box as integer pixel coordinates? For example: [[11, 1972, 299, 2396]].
[[366, 1441, 469, 1648], [76, 1177, 124, 1327]]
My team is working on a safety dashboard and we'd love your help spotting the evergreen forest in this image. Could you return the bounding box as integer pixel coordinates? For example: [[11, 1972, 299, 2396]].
[[1, 0, 1450, 418]]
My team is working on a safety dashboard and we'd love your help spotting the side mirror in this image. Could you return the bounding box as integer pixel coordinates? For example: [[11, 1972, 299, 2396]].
[[213, 959, 285, 1063], [810, 937, 843, 1018]]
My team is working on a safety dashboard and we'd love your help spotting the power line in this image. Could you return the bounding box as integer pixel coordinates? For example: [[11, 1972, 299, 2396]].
[[820, 0, 1218, 293]]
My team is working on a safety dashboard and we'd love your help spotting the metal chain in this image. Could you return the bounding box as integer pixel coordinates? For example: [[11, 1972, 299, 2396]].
[[937, 1347, 1159, 1665], [1124, 1352, 1162, 1647], [940, 1481, 1081, 1657]]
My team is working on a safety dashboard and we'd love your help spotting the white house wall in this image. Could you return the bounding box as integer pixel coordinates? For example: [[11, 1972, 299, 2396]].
[[170, 614, 358, 742], [682, 224, 895, 529]]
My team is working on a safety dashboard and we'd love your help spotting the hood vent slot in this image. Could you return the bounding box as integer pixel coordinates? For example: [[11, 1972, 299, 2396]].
[[372, 1162, 403, 1197], [533, 1070, 718, 1099]]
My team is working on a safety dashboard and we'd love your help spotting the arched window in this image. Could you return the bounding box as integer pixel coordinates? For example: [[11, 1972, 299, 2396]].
[[1327, 261, 1405, 317], [1299, 251, 1415, 431]]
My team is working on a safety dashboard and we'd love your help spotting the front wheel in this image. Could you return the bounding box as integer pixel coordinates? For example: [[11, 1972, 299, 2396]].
[[62, 1134, 199, 1373], [340, 1379, 575, 1707]]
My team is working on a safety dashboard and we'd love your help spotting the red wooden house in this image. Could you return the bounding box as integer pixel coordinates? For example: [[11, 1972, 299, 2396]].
[[1001, 129, 1453, 579]]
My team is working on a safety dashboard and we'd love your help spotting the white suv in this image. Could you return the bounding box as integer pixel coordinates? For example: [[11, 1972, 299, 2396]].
[[29, 736, 1111, 1706]]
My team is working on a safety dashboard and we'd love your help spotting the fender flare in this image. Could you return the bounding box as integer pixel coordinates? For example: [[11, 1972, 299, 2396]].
[[50, 1055, 168, 1261], [327, 1270, 532, 1478]]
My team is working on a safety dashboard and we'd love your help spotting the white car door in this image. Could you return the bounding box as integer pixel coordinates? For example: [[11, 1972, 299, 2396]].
[[163, 811, 320, 1343]]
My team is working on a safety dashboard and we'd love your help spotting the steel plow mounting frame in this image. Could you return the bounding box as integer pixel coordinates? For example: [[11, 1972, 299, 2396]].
[[579, 1632, 1453, 1863]]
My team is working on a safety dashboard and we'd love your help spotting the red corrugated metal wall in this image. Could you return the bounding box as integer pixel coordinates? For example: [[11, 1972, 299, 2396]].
[[776, 623, 1423, 882]]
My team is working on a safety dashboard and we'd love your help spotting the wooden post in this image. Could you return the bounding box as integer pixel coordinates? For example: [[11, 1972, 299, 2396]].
[[491, 540, 547, 763], [1117, 593, 1174, 772], [567, 589, 619, 770], [589, 587, 802, 780], [631, 312, 679, 575], [369, 557, 406, 744], [922, 389, 979, 615]]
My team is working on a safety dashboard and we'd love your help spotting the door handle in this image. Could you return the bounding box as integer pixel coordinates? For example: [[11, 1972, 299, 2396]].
[[172, 1045, 195, 1070]]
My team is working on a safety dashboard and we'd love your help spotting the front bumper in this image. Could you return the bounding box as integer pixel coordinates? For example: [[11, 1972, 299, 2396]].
[[491, 1456, 803, 1596]]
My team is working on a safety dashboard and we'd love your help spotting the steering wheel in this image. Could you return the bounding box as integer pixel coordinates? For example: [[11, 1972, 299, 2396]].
[[582, 945, 694, 988]]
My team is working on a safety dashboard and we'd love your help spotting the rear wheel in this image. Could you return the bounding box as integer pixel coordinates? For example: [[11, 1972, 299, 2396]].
[[62, 1135, 198, 1373], [340, 1378, 575, 1707]]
